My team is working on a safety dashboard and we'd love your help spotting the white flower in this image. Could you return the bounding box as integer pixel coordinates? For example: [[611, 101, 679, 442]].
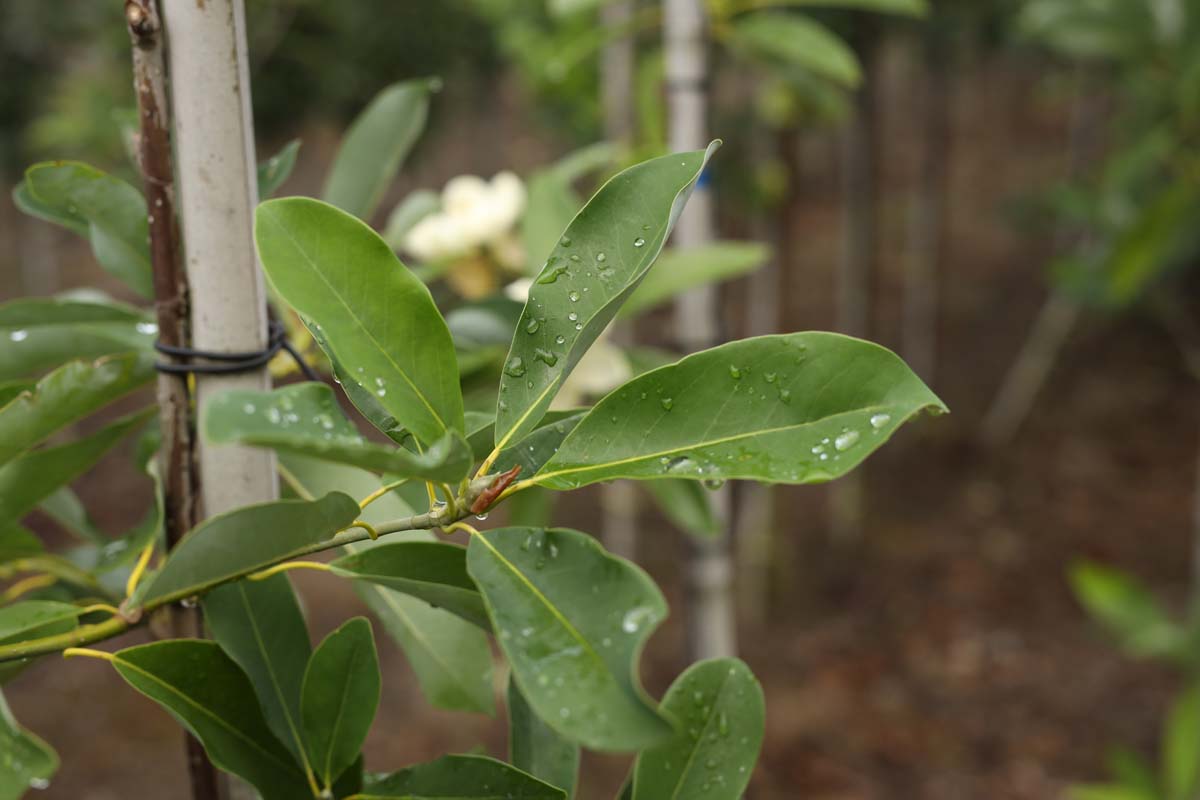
[[401, 171, 527, 264], [504, 278, 533, 302]]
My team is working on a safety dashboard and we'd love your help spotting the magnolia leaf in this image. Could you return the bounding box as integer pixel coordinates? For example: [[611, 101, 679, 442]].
[[0, 690, 57, 799], [0, 409, 153, 527], [632, 658, 764, 800], [361, 754, 566, 799], [620, 242, 768, 318], [107, 640, 312, 799], [141, 492, 361, 605], [0, 353, 155, 468], [494, 413, 584, 476], [323, 78, 433, 221], [1164, 685, 1200, 800], [38, 487, 105, 544], [256, 197, 464, 447], [494, 143, 720, 451], [641, 479, 721, 538], [509, 678, 580, 796], [203, 575, 313, 767], [205, 383, 471, 482], [467, 527, 672, 751], [0, 601, 85, 643], [0, 526, 43, 565], [729, 14, 862, 87], [280, 454, 495, 715], [533, 333, 945, 490], [23, 161, 153, 297], [0, 297, 154, 380], [330, 542, 487, 629], [258, 139, 301, 199], [1070, 561, 1191, 664], [301, 617, 381, 788]]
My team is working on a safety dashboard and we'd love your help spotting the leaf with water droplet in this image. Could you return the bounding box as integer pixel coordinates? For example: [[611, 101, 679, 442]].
[[508, 678, 580, 796], [0, 688, 58, 796], [204, 383, 472, 482], [532, 332, 945, 490], [467, 527, 673, 750], [632, 658, 764, 800], [495, 143, 721, 451]]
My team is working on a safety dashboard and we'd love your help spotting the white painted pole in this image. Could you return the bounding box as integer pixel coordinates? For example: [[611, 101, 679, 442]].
[[664, 0, 736, 660], [162, 0, 276, 518]]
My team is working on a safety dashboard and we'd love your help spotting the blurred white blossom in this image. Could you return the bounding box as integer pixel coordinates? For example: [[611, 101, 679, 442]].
[[403, 171, 527, 264]]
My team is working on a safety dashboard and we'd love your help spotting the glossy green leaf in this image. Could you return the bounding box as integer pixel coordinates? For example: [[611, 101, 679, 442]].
[[333, 755, 365, 799], [23, 161, 153, 297], [494, 143, 720, 451], [620, 242, 768, 318], [205, 383, 471, 482], [1070, 561, 1190, 664], [258, 139, 301, 199], [533, 333, 945, 490], [0, 689, 57, 799], [494, 414, 584, 477], [360, 754, 566, 799], [632, 658, 764, 800], [38, 487, 105, 543], [1164, 685, 1200, 800], [467, 527, 672, 751], [323, 78, 433, 221], [302, 617, 381, 788], [280, 454, 495, 715], [12, 179, 87, 236], [730, 14, 862, 87], [0, 409, 153, 527], [509, 678, 579, 797], [0, 601, 84, 643], [256, 197, 464, 446], [641, 479, 721, 538], [108, 640, 311, 799], [0, 297, 154, 380], [141, 492, 361, 605], [305, 320, 406, 444], [0, 353, 155, 468], [203, 575, 312, 767], [331, 542, 487, 629]]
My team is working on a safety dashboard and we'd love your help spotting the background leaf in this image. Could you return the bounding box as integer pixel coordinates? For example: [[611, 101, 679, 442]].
[[363, 754, 566, 799], [0, 689, 57, 799], [1164, 685, 1200, 800], [619, 242, 768, 318], [301, 617, 380, 788], [258, 139, 301, 199], [494, 143, 719, 451], [108, 640, 312, 800], [632, 658, 764, 800], [467, 527, 672, 751], [729, 13, 863, 87], [256, 197, 464, 447], [641, 479, 721, 539], [323, 78, 433, 221], [534, 333, 945, 489], [0, 297, 154, 380], [508, 678, 580, 797], [1070, 561, 1192, 664]]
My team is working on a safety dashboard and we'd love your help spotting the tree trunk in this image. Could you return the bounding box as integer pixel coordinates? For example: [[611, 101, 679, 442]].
[[902, 29, 949, 385], [664, 0, 737, 660], [830, 24, 881, 544], [600, 0, 640, 561]]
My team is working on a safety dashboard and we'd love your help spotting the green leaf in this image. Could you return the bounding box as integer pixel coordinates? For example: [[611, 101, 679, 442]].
[[730, 14, 862, 87], [323, 78, 433, 221], [746, 0, 927, 15], [301, 617, 381, 788], [107, 640, 312, 799], [141, 492, 361, 605], [533, 332, 945, 490], [620, 242, 767, 318], [12, 180, 87, 236], [305, 320, 406, 444], [360, 754, 566, 799], [0, 601, 84, 643], [494, 413, 585, 477], [280, 454, 495, 715], [641, 479, 721, 538], [0, 353, 155, 468], [258, 139, 301, 199], [0, 381, 32, 408], [23, 161, 153, 297], [1069, 785, 1158, 800], [382, 189, 440, 251], [203, 576, 313, 767], [467, 527, 673, 751], [0, 689, 57, 799], [205, 383, 472, 482], [38, 487, 105, 544], [1070, 561, 1190, 663], [509, 678, 579, 797], [494, 143, 720, 451], [256, 197, 465, 447], [632, 658, 764, 800], [0, 297, 154, 380], [0, 526, 43, 565], [0, 409, 153, 527], [330, 542, 487, 629], [1164, 685, 1200, 800]]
